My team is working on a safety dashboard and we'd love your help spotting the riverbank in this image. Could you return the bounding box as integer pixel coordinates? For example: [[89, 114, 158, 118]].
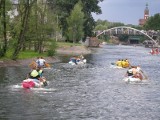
[[56, 45, 91, 55], [0, 46, 91, 67]]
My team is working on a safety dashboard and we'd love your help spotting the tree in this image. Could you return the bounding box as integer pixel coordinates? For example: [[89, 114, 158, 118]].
[[47, 0, 103, 40], [12, 0, 32, 60], [94, 19, 109, 31], [10, 0, 57, 59], [0, 0, 11, 57], [144, 13, 160, 30], [66, 1, 85, 43], [108, 22, 125, 29], [81, 0, 103, 38]]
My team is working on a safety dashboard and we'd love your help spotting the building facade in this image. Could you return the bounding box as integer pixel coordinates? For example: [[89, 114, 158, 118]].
[[139, 3, 149, 26]]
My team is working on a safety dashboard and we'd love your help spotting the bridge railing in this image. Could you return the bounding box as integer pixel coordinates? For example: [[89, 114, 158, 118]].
[[94, 26, 159, 46]]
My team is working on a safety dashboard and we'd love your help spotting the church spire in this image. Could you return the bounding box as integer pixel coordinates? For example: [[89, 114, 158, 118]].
[[144, 3, 149, 20]]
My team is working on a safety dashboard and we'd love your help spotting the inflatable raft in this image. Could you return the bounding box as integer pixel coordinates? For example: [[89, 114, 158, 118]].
[[69, 59, 87, 65], [22, 78, 47, 89], [123, 77, 142, 82], [110, 64, 123, 69]]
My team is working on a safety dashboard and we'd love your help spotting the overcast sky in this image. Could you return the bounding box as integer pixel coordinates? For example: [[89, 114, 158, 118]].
[[92, 0, 160, 25]]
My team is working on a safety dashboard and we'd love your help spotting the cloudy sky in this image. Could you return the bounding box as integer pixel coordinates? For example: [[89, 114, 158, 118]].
[[92, 0, 160, 25]]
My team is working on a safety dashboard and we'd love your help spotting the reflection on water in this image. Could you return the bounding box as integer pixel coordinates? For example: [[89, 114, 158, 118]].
[[0, 45, 160, 120]]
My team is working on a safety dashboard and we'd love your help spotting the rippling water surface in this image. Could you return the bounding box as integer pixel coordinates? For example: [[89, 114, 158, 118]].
[[0, 45, 160, 120]]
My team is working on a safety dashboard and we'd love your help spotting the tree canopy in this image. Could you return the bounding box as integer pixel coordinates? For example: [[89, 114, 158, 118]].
[[144, 13, 160, 30], [66, 1, 85, 43], [47, 0, 103, 39], [0, 0, 104, 60]]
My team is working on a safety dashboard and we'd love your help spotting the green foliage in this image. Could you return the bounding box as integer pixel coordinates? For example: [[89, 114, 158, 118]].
[[47, 39, 57, 56], [117, 35, 129, 42], [95, 19, 109, 30], [125, 24, 143, 30], [81, 0, 103, 38], [19, 51, 47, 59], [0, 0, 12, 57], [57, 41, 81, 47], [47, 50, 54, 56], [94, 20, 126, 42], [0, 49, 47, 60], [144, 13, 160, 30], [47, 0, 103, 39], [66, 1, 85, 43], [9, 0, 58, 58], [94, 19, 146, 43], [108, 22, 125, 28], [94, 19, 125, 31], [0, 0, 104, 60]]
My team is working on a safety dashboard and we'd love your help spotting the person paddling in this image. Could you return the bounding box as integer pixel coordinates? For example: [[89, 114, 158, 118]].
[[37, 66, 48, 86], [136, 66, 148, 80], [28, 63, 47, 87], [150, 48, 155, 55], [155, 48, 159, 55]]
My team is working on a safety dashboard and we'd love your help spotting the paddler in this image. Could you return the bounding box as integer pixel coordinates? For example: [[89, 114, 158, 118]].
[[28, 62, 47, 87], [116, 59, 122, 67]]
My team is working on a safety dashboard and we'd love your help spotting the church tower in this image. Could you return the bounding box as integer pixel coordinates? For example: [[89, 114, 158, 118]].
[[144, 3, 149, 20], [139, 3, 149, 26]]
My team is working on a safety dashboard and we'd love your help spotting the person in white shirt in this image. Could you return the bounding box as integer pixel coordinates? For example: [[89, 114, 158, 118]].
[[36, 57, 46, 67]]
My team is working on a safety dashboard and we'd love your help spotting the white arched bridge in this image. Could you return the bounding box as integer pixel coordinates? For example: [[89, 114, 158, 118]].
[[95, 26, 158, 45]]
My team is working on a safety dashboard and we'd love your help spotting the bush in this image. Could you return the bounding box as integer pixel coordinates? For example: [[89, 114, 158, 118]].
[[47, 49, 56, 56], [47, 39, 57, 56]]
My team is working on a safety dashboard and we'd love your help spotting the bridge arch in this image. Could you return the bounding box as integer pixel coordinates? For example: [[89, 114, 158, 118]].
[[96, 26, 157, 45]]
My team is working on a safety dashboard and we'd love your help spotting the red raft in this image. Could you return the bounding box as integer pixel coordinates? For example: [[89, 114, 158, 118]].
[[149, 48, 159, 55], [22, 79, 40, 89]]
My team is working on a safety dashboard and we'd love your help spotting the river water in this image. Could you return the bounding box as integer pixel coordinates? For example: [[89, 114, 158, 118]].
[[0, 45, 160, 120]]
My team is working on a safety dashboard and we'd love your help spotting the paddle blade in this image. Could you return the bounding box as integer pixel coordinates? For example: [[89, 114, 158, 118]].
[[45, 63, 50, 68]]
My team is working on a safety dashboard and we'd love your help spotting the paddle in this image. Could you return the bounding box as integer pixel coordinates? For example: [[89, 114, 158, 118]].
[[45, 63, 51, 68], [111, 62, 115, 65]]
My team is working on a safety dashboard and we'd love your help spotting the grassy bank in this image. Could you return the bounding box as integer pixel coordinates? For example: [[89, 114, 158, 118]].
[[0, 50, 48, 60], [0, 42, 82, 60], [57, 41, 81, 48]]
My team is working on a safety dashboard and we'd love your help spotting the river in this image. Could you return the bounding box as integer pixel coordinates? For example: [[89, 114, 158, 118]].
[[0, 45, 160, 120]]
